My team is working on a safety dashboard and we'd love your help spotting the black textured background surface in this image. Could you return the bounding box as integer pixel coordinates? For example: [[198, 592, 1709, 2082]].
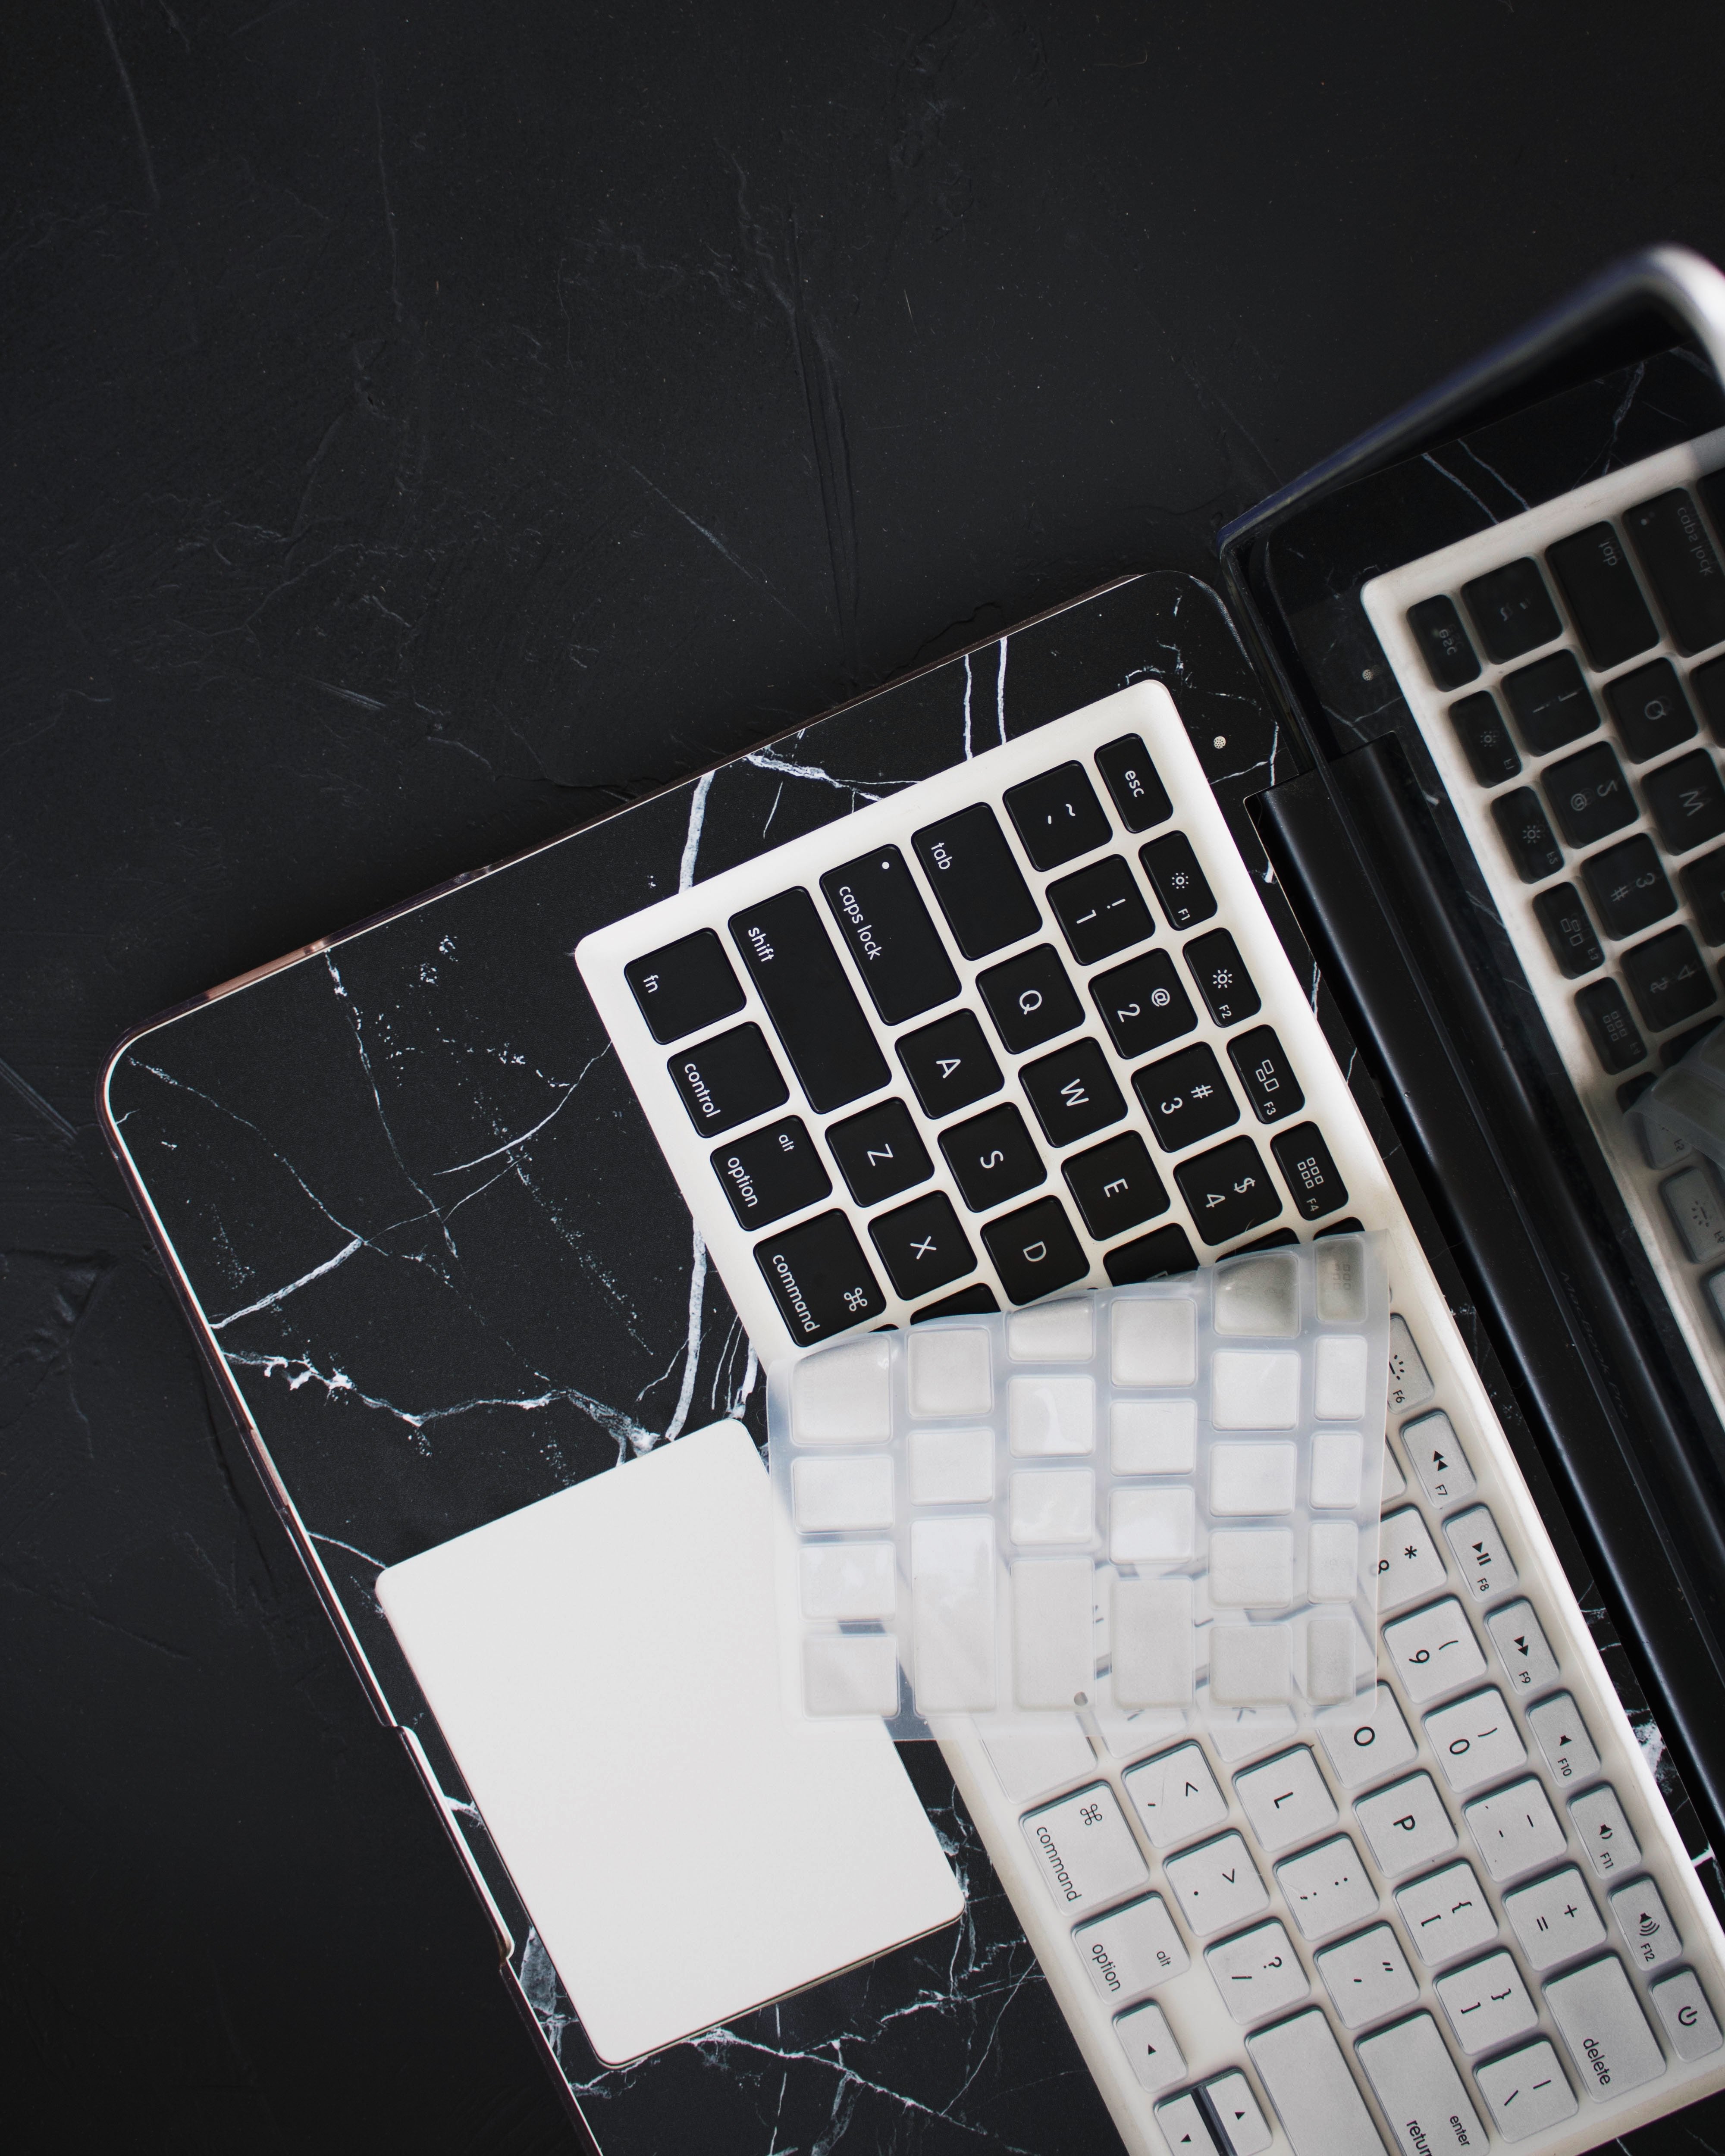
[[10, 4, 1725, 2151]]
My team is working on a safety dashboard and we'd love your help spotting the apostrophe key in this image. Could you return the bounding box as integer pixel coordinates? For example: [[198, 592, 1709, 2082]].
[[913, 803, 1041, 958], [729, 890, 889, 1114], [819, 847, 959, 1024]]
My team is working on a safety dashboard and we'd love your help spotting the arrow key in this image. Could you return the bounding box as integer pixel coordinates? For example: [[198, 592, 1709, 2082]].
[[1203, 2071, 1272, 2155]]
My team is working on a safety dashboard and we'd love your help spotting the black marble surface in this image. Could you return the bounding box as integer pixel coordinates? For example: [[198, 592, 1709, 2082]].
[[14, 4, 1725, 2151]]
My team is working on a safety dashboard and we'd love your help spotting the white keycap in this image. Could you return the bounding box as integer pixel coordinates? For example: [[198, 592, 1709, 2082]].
[[791, 1454, 896, 1529], [1208, 1700, 1299, 1762], [1504, 1866, 1606, 1971], [911, 1517, 995, 1711], [1109, 1395, 1196, 1475], [1308, 1521, 1360, 1601], [1212, 1349, 1303, 1430], [792, 1334, 893, 1440], [1009, 1374, 1095, 1456], [1209, 1528, 1295, 1608], [1380, 1442, 1408, 1501], [1233, 1747, 1337, 1853], [1073, 1891, 1189, 2003], [1317, 1684, 1418, 1791], [1544, 1953, 1665, 2097], [1527, 1694, 1600, 1785], [1474, 2039, 1578, 2139], [1376, 1508, 1447, 1612], [1206, 1919, 1310, 2022], [1569, 1785, 1639, 1880], [1663, 1164, 1725, 1262], [1383, 1597, 1487, 1703], [1153, 2092, 1214, 2153], [1211, 1441, 1298, 1515], [1400, 1408, 1477, 1507], [1164, 1831, 1270, 1938], [1652, 1967, 1725, 2059], [1465, 1778, 1565, 1881], [1386, 1315, 1434, 1412], [1123, 1744, 1229, 1848], [1010, 1467, 1095, 1545], [1007, 1297, 1092, 1360], [1435, 1949, 1538, 2055], [1485, 1599, 1559, 1694], [1204, 2071, 1272, 2156], [1316, 1923, 1420, 2029], [1208, 1622, 1293, 1705], [1611, 1875, 1681, 1971], [1304, 1611, 1358, 1702], [800, 1540, 897, 1618], [1013, 1557, 1094, 1708], [1314, 1334, 1369, 1420], [1315, 1235, 1368, 1321], [1111, 1296, 1196, 1387], [1113, 1576, 1195, 1706], [1442, 1504, 1517, 1602], [1424, 1688, 1526, 1793], [981, 1719, 1095, 1800], [1109, 1483, 1194, 1561], [1396, 1861, 1498, 1965], [1214, 1251, 1299, 1336], [1356, 2011, 1485, 2156], [1355, 1772, 1458, 1877], [1246, 2009, 1386, 2156], [1276, 1834, 1378, 1940], [1113, 1996, 1185, 2093], [1309, 1428, 1364, 1510], [907, 1326, 991, 1418], [1020, 1783, 1147, 1912], [802, 1632, 899, 1714], [908, 1424, 995, 1505]]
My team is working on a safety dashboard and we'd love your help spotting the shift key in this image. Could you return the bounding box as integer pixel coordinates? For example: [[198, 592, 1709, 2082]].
[[729, 890, 889, 1114]]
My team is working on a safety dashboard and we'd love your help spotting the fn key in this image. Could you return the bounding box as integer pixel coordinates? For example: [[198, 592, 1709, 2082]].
[[755, 1212, 886, 1342]]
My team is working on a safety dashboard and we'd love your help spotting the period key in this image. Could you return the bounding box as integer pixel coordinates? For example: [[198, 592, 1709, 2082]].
[[819, 846, 959, 1024]]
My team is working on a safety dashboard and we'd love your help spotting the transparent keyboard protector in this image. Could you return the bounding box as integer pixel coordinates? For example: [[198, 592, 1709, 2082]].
[[768, 1236, 1389, 1741]]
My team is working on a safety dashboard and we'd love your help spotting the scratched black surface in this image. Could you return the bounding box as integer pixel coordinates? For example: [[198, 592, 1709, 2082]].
[[13, 3, 1725, 2152]]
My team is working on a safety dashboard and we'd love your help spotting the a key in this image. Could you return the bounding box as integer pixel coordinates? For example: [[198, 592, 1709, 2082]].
[[977, 943, 1084, 1053], [1606, 656, 1699, 762], [1464, 556, 1562, 663], [1466, 1778, 1565, 1881], [1395, 1859, 1499, 1965], [1408, 595, 1482, 689], [1021, 1037, 1127, 1147], [1094, 733, 1173, 832], [1641, 747, 1725, 853], [1575, 978, 1646, 1073], [1569, 1785, 1639, 1880], [868, 1189, 975, 1299], [1355, 1772, 1459, 1876], [1316, 1684, 1417, 1791], [1532, 883, 1603, 975], [1136, 1041, 1239, 1152], [1401, 1409, 1476, 1506], [1484, 1600, 1559, 1693], [912, 803, 1041, 959], [1206, 1920, 1311, 2021], [1473, 2039, 1579, 2137], [1047, 855, 1154, 965], [982, 1194, 1088, 1303], [668, 1022, 790, 1134], [1547, 521, 1659, 672], [1386, 1316, 1434, 1411], [1662, 1163, 1725, 1261], [1276, 1834, 1378, 1940], [1225, 1025, 1304, 1126], [1426, 1688, 1525, 1793], [1543, 740, 1637, 849], [1185, 928, 1261, 1028], [1270, 1124, 1348, 1221], [1104, 1222, 1199, 1283], [1652, 1968, 1725, 2060], [1377, 1507, 1448, 1612], [1073, 1892, 1189, 2001], [1246, 2011, 1385, 2156], [1233, 1748, 1337, 1852], [1611, 1876, 1681, 1970], [1114, 1998, 1186, 2094], [1089, 946, 1198, 1059], [711, 1115, 831, 1227], [753, 1210, 886, 1341], [1505, 1866, 1606, 1971], [1139, 831, 1218, 931], [1502, 649, 1599, 754], [1384, 1597, 1487, 1703], [1491, 787, 1565, 883], [1442, 1504, 1517, 1601], [1448, 689, 1521, 785], [824, 1097, 932, 1207], [819, 845, 960, 1024], [1164, 1831, 1271, 1938], [1581, 832, 1675, 940], [1622, 922, 1716, 1031], [896, 1008, 1003, 1117], [1062, 1131, 1168, 1240], [625, 926, 745, 1044], [1527, 1693, 1600, 1784], [1315, 1924, 1420, 2029], [1544, 1953, 1665, 2097], [1435, 1949, 1539, 2055], [939, 1102, 1045, 1211], [1680, 846, 1725, 943], [1174, 1137, 1282, 1246], [1003, 761, 1112, 871], [728, 889, 890, 1112], [1356, 2011, 1486, 2156], [1123, 1742, 1228, 1848], [1204, 2071, 1272, 2156], [1020, 1782, 1148, 1911], [1624, 487, 1725, 654]]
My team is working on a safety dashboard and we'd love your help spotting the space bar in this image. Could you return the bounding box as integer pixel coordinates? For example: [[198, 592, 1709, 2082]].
[[1247, 2012, 1386, 2156]]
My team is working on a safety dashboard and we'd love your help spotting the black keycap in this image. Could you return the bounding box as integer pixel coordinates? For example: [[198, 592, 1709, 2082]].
[[1090, 949, 1198, 1059], [825, 1097, 932, 1207], [1048, 855, 1154, 965], [1532, 887, 1604, 980], [1605, 658, 1697, 764], [1546, 522, 1658, 672], [1063, 1132, 1169, 1240], [1581, 836, 1674, 941], [1135, 1042, 1239, 1152], [1407, 595, 1481, 690], [1623, 489, 1725, 655], [711, 1116, 831, 1229], [1139, 832, 1217, 931], [913, 803, 1041, 960], [668, 1024, 788, 1135], [1020, 1037, 1127, 1147], [728, 889, 890, 1114], [939, 1103, 1045, 1213], [819, 846, 959, 1025], [1004, 761, 1113, 870], [1622, 924, 1716, 1033], [982, 1195, 1089, 1304], [977, 944, 1084, 1053], [1184, 928, 1261, 1028], [897, 1009, 1002, 1118], [1575, 979, 1646, 1074], [755, 1210, 886, 1342], [1691, 655, 1725, 743], [626, 928, 745, 1044], [869, 1190, 976, 1300], [1174, 1136, 1283, 1246], [1642, 749, 1725, 855], [1663, 1021, 1720, 1070], [1104, 1223, 1198, 1284], [1462, 557, 1562, 664], [1491, 788, 1565, 883], [1228, 1026, 1306, 1125], [1502, 649, 1598, 754], [911, 1285, 1000, 1322], [1449, 691, 1521, 786], [1543, 743, 1636, 850], [1094, 733, 1173, 832], [1680, 848, 1725, 945]]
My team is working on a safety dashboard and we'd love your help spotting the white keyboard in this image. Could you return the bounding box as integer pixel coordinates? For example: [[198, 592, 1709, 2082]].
[[578, 681, 1725, 2151]]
